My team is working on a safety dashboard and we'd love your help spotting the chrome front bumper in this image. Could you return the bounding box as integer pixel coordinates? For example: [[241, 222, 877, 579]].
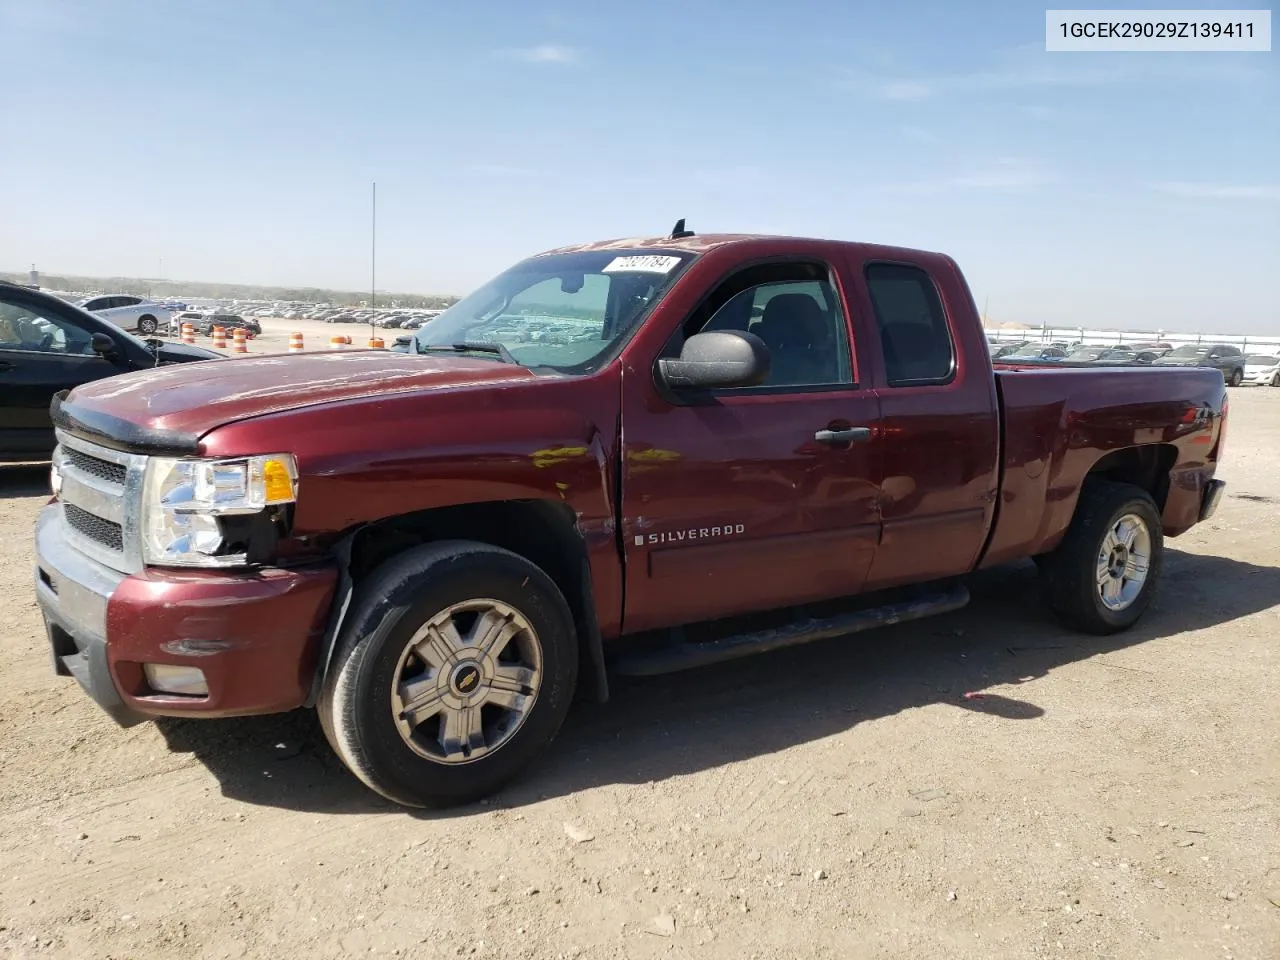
[[33, 504, 144, 726]]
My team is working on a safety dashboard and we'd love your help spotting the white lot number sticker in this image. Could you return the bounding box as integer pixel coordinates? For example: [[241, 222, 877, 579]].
[[602, 255, 682, 274]]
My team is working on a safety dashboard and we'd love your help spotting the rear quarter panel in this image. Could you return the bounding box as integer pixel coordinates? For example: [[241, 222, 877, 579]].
[[982, 365, 1226, 567]]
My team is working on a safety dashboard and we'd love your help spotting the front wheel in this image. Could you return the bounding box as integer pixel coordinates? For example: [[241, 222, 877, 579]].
[[137, 315, 158, 335], [1039, 481, 1163, 635], [1228, 368, 1243, 387], [1272, 372, 1280, 387], [319, 541, 579, 808]]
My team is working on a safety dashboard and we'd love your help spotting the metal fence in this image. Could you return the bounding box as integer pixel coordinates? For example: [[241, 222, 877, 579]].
[[983, 327, 1280, 355]]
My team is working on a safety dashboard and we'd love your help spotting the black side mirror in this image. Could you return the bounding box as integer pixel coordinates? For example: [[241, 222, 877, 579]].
[[656, 330, 770, 391], [90, 332, 120, 361]]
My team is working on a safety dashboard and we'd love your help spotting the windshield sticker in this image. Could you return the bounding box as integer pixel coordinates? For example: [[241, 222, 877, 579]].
[[602, 255, 682, 274]]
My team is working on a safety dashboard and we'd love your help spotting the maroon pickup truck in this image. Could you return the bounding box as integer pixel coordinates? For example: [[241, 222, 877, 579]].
[[34, 229, 1228, 808]]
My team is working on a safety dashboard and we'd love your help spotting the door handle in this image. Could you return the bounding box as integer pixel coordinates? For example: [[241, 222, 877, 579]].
[[814, 426, 872, 446]]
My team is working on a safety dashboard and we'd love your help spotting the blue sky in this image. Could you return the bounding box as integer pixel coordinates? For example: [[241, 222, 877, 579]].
[[2, 0, 1276, 332]]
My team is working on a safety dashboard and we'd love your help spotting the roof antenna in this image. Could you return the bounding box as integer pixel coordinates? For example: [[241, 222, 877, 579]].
[[669, 218, 695, 239]]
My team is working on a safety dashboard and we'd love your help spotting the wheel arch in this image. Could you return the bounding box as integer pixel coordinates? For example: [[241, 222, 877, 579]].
[[1082, 443, 1179, 512], [308, 498, 608, 708]]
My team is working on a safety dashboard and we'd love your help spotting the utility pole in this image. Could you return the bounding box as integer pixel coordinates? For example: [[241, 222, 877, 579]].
[[370, 181, 377, 344]]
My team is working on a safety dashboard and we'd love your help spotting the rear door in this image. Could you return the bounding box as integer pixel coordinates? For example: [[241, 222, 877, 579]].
[[619, 255, 884, 633], [845, 257, 1001, 589], [0, 296, 120, 459]]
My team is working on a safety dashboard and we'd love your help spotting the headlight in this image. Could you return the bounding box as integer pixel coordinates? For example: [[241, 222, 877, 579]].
[[142, 454, 297, 567]]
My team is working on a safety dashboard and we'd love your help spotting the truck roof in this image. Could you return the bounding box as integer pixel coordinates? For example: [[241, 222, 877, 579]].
[[539, 233, 952, 264]]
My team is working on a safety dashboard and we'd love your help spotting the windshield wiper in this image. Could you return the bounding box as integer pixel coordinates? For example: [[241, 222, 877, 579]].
[[419, 341, 518, 364]]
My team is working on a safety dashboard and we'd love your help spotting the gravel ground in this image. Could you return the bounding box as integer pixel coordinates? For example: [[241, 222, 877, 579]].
[[0, 389, 1277, 960]]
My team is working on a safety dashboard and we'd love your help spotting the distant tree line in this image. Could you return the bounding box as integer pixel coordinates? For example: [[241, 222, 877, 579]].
[[0, 270, 460, 310]]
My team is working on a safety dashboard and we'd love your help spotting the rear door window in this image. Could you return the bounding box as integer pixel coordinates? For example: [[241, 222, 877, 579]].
[[865, 263, 955, 386]]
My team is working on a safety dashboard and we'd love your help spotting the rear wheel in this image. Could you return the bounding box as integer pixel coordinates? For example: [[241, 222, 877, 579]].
[[1039, 481, 1163, 635], [319, 541, 579, 808], [1228, 368, 1243, 387], [137, 314, 158, 335]]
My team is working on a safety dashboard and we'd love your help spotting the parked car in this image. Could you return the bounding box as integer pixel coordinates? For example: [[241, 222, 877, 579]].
[[996, 345, 1067, 362], [1063, 346, 1114, 363], [80, 295, 173, 336], [1092, 349, 1142, 365], [1, 282, 219, 461], [34, 231, 1228, 808], [197, 314, 261, 338], [990, 341, 1031, 359], [1242, 354, 1280, 387], [172, 311, 208, 332], [1152, 343, 1246, 385]]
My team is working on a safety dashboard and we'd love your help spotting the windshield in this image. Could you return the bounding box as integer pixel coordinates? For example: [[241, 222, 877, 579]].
[[1246, 354, 1279, 365], [412, 249, 694, 373], [1167, 344, 1209, 358]]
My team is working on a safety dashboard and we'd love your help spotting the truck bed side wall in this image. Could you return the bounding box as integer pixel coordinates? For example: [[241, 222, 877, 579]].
[[981, 367, 1226, 568]]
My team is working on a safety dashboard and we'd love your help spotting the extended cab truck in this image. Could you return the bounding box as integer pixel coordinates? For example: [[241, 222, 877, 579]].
[[34, 232, 1229, 808]]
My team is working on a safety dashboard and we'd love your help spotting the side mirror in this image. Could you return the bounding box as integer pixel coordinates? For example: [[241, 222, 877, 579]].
[[656, 330, 770, 391], [90, 332, 121, 360]]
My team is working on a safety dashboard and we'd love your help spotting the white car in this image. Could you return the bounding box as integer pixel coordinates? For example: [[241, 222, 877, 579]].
[[1243, 353, 1280, 386], [80, 295, 173, 335]]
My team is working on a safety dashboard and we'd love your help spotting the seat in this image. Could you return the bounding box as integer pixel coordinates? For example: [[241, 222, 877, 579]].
[[751, 293, 838, 386]]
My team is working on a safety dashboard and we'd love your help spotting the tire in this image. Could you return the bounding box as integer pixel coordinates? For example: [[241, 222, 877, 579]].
[[1039, 481, 1163, 635], [318, 540, 579, 808], [137, 315, 158, 335], [1228, 368, 1243, 387], [1271, 372, 1280, 387]]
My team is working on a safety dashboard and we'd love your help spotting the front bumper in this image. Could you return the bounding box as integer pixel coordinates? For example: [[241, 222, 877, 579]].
[[34, 504, 339, 725]]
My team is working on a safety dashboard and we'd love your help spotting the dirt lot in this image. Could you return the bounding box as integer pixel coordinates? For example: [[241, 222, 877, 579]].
[[1, 390, 1278, 960]]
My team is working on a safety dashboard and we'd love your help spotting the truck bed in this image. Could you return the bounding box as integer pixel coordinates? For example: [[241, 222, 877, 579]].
[[981, 363, 1228, 568]]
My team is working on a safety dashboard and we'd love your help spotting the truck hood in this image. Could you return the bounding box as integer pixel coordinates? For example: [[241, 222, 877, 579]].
[[59, 350, 540, 451]]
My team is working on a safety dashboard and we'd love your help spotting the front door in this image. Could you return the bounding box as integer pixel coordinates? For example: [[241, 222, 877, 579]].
[[619, 259, 884, 634], [0, 297, 118, 459]]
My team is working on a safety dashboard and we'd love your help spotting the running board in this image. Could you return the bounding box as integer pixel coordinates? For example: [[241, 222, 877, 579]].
[[610, 584, 971, 677]]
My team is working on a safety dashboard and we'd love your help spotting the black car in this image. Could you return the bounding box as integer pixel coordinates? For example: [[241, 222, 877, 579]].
[[0, 282, 220, 462], [197, 314, 262, 337]]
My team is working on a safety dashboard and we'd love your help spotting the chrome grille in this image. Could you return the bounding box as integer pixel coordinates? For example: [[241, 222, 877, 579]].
[[54, 431, 147, 574], [62, 448, 127, 485], [64, 504, 124, 551]]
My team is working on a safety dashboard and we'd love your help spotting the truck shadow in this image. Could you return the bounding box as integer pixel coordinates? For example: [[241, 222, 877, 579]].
[[153, 548, 1280, 816]]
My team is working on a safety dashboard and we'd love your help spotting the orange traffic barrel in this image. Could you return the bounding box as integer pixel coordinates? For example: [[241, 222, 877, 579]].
[[368, 337, 385, 349], [287, 332, 304, 353], [343, 335, 353, 346], [211, 326, 227, 349], [231, 328, 248, 354], [329, 335, 346, 350], [181, 323, 195, 344]]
